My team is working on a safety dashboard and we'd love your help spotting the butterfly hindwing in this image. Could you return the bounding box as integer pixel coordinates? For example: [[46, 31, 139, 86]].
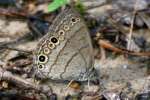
[[35, 8, 95, 81]]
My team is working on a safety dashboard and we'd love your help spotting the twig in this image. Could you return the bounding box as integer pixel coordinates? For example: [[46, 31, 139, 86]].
[[0, 67, 52, 96], [138, 12, 150, 29], [127, 0, 138, 50], [5, 47, 32, 54], [0, 8, 27, 18], [98, 39, 150, 56]]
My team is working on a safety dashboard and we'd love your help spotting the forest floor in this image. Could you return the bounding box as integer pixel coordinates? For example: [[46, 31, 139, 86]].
[[0, 0, 149, 100]]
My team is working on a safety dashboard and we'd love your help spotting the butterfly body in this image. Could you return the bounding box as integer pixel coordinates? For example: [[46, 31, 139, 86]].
[[34, 8, 96, 81]]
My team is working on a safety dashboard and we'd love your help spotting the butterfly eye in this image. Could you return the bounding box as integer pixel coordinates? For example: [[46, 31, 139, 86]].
[[58, 35, 65, 41], [64, 25, 70, 31], [43, 47, 50, 54], [48, 42, 55, 49], [58, 30, 65, 36], [38, 64, 44, 70], [71, 17, 77, 23], [38, 54, 48, 63], [50, 37, 59, 45]]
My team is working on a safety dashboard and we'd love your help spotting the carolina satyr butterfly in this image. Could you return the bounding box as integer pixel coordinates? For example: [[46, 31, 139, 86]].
[[34, 7, 97, 82]]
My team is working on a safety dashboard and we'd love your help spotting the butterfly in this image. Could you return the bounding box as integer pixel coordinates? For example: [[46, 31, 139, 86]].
[[34, 7, 97, 82]]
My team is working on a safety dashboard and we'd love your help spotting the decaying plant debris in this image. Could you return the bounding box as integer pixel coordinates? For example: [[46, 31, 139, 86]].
[[0, 0, 149, 100]]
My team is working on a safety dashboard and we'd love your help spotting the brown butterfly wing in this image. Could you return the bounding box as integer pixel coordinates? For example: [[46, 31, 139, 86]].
[[34, 8, 96, 81]]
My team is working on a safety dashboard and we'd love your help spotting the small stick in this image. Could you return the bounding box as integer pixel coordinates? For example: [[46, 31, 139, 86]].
[[0, 67, 52, 96], [0, 8, 27, 18], [99, 39, 150, 56], [5, 47, 32, 54], [127, 0, 138, 50]]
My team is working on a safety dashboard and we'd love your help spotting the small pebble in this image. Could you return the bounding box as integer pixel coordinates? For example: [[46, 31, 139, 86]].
[[123, 64, 128, 69], [2, 81, 8, 88], [49, 93, 57, 100]]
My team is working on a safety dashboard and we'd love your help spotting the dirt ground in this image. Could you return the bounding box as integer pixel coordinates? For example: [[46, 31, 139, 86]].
[[0, 0, 149, 100]]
